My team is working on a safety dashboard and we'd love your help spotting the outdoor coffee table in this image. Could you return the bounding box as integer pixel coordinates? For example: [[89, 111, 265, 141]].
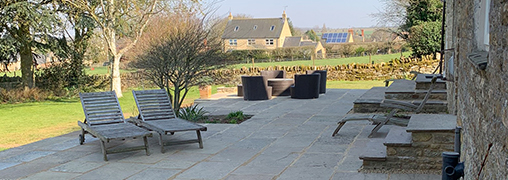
[[267, 78, 294, 96]]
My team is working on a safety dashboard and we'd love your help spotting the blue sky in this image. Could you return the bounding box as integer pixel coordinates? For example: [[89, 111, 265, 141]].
[[210, 0, 384, 28]]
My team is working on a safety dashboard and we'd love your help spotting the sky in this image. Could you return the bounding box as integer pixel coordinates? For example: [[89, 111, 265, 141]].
[[210, 0, 385, 29]]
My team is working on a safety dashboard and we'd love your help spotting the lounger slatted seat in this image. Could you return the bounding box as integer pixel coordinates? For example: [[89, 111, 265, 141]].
[[132, 89, 207, 153], [332, 76, 438, 138], [78, 91, 151, 161]]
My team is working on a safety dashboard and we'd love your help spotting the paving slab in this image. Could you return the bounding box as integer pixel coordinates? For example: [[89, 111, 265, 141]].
[[0, 89, 442, 179], [407, 114, 457, 132], [21, 171, 81, 180]]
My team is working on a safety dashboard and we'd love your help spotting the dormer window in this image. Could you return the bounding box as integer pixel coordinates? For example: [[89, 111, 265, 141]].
[[234, 26, 239, 31], [270, 25, 275, 31], [253, 25, 257, 30]]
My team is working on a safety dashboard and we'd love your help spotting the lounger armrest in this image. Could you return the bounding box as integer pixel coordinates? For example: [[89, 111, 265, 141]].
[[127, 117, 143, 125]]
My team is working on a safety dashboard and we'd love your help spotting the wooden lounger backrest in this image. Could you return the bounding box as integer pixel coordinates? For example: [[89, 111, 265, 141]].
[[133, 89, 177, 121], [80, 91, 125, 126]]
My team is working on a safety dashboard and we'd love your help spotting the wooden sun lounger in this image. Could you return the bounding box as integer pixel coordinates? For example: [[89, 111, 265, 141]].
[[78, 91, 151, 161], [332, 76, 438, 138], [131, 89, 207, 153]]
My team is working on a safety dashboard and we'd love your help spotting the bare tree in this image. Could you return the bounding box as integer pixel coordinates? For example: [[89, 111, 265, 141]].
[[61, 0, 162, 97], [62, 0, 202, 97], [372, 0, 409, 27], [133, 12, 223, 112]]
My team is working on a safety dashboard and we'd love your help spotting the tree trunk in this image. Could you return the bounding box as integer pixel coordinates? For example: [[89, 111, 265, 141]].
[[111, 53, 122, 97], [19, 24, 34, 89]]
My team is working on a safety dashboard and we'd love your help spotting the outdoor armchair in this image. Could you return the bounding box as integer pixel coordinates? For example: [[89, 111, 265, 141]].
[[290, 74, 320, 99], [307, 70, 327, 94], [241, 76, 272, 100]]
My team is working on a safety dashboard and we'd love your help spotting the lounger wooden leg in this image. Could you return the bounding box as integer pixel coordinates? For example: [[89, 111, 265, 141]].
[[159, 133, 165, 153], [79, 129, 86, 145], [368, 123, 383, 138], [143, 136, 150, 156], [332, 122, 346, 137], [196, 130, 203, 149], [100, 140, 108, 161]]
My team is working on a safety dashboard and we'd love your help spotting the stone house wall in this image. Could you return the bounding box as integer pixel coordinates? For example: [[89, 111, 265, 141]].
[[446, 0, 508, 179]]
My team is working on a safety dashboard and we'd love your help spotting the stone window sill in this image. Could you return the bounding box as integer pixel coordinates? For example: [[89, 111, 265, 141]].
[[467, 50, 488, 70]]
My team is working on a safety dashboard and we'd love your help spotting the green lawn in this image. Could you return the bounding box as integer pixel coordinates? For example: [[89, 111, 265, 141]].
[[228, 52, 410, 69], [0, 86, 215, 151], [327, 80, 385, 89], [84, 66, 138, 75]]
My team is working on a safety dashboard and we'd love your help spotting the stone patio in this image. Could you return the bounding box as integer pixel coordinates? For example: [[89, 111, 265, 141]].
[[0, 89, 440, 180]]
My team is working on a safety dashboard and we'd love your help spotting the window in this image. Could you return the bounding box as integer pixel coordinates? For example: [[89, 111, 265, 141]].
[[476, 0, 490, 51], [229, 39, 237, 46], [265, 39, 274, 46], [234, 26, 239, 31], [248, 39, 256, 45], [270, 25, 275, 31], [253, 25, 257, 30]]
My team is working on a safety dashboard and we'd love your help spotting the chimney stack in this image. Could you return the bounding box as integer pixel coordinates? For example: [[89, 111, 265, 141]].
[[228, 12, 233, 20], [282, 11, 287, 22]]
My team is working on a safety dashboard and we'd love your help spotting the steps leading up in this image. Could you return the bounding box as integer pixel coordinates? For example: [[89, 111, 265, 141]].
[[359, 138, 386, 161], [360, 114, 457, 171], [353, 75, 448, 113], [383, 126, 412, 147], [385, 79, 447, 100], [406, 114, 457, 133], [415, 74, 447, 90]]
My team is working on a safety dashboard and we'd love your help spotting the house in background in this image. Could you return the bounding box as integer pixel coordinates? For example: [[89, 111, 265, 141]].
[[320, 32, 354, 44], [283, 36, 326, 59], [221, 11, 293, 51]]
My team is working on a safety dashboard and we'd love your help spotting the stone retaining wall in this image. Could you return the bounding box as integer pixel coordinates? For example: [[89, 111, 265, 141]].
[[364, 131, 455, 171], [210, 58, 439, 85]]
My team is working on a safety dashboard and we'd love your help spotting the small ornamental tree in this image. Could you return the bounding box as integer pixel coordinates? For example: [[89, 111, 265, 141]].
[[407, 21, 441, 58], [134, 13, 223, 112]]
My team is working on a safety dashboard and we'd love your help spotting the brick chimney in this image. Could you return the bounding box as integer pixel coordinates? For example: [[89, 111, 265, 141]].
[[282, 10, 287, 22], [228, 12, 233, 20]]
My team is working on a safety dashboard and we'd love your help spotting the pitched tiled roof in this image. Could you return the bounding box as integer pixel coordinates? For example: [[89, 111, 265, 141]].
[[283, 37, 318, 48], [283, 37, 302, 47], [222, 18, 285, 39]]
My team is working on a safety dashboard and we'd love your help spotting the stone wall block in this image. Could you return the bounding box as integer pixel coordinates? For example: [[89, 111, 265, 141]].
[[412, 142, 431, 148], [387, 147, 397, 156], [412, 133, 432, 142], [432, 133, 455, 144]]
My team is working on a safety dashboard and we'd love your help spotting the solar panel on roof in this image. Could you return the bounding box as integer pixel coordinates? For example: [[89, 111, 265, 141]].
[[321, 33, 349, 43]]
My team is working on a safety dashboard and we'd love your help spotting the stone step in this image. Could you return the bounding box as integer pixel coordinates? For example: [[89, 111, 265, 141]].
[[383, 126, 412, 147], [415, 73, 447, 90], [406, 114, 457, 133], [359, 138, 386, 162], [385, 79, 447, 100], [353, 87, 448, 113]]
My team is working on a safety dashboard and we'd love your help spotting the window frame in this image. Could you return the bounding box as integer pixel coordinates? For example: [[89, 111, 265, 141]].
[[265, 39, 274, 46], [248, 39, 256, 45], [476, 0, 490, 51], [229, 39, 237, 46]]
